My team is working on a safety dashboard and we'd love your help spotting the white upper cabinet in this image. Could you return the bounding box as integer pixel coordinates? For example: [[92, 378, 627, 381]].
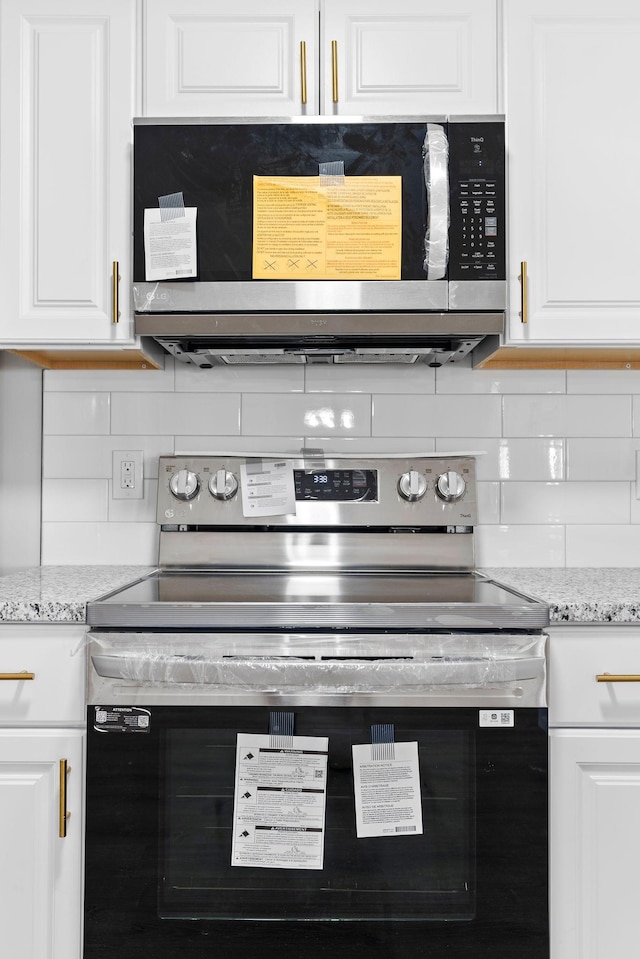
[[0, 0, 141, 352], [143, 0, 319, 117], [320, 0, 497, 116], [504, 0, 640, 348], [143, 0, 498, 117]]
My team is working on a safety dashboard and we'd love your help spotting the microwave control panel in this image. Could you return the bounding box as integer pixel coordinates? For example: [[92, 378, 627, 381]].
[[447, 121, 506, 282]]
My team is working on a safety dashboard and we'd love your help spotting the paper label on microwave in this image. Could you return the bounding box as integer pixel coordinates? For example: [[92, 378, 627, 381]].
[[252, 175, 401, 280], [93, 706, 150, 733], [144, 207, 197, 281], [352, 740, 423, 839], [231, 733, 328, 870]]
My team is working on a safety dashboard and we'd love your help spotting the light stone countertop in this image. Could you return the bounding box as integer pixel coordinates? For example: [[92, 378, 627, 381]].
[[483, 568, 640, 625], [0, 565, 639, 626], [0, 566, 155, 624]]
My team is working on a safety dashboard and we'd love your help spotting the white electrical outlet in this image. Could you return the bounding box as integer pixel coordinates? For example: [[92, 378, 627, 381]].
[[112, 450, 144, 500]]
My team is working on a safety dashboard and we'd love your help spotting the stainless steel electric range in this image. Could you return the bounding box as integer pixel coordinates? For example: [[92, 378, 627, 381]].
[[84, 453, 549, 959]]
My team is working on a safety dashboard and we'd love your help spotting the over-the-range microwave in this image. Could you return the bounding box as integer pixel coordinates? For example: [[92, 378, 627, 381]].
[[132, 116, 506, 366]]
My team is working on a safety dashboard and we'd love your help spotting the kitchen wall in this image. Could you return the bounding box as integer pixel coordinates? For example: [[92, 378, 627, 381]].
[[0, 352, 42, 570], [41, 358, 640, 567]]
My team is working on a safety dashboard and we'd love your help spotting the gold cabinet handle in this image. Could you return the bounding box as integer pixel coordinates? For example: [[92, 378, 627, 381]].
[[112, 260, 120, 324], [59, 759, 71, 838], [0, 671, 35, 680], [518, 260, 528, 324], [300, 40, 307, 105], [331, 40, 339, 103], [596, 673, 640, 683]]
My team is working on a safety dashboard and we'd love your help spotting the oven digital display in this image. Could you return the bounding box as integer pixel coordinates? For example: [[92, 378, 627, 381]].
[[294, 469, 378, 501]]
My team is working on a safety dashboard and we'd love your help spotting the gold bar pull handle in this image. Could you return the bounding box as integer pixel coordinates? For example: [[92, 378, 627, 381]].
[[596, 673, 640, 683], [300, 40, 307, 105], [518, 260, 528, 324], [59, 760, 71, 838], [0, 671, 35, 680], [112, 260, 120, 324], [331, 40, 339, 103]]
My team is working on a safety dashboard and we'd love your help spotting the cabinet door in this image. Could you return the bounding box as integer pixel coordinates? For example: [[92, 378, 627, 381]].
[[143, 0, 319, 117], [0, 730, 83, 959], [551, 729, 640, 959], [0, 0, 135, 345], [320, 0, 497, 115], [505, 0, 640, 346]]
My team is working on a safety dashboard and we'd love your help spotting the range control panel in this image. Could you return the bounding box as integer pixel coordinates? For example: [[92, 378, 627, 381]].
[[157, 455, 477, 528], [447, 121, 505, 281]]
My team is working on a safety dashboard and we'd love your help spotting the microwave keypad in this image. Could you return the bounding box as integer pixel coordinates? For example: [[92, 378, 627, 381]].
[[455, 180, 501, 277]]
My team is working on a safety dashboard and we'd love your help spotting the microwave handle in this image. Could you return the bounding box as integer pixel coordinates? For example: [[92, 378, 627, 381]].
[[423, 123, 450, 280]]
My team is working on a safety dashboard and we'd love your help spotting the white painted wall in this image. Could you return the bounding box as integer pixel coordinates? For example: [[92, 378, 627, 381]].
[[0, 353, 42, 569], [40, 358, 640, 566]]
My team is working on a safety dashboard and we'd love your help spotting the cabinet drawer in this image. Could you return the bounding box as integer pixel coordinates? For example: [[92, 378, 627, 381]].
[[549, 625, 640, 726], [0, 626, 86, 725]]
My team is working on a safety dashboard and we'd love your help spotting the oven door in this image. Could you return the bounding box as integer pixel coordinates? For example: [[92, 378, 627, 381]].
[[84, 695, 548, 959]]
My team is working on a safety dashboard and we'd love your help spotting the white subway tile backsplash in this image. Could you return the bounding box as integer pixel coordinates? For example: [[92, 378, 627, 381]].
[[242, 394, 372, 436], [43, 435, 173, 479], [41, 522, 158, 565], [175, 436, 305, 455], [111, 393, 240, 435], [567, 370, 640, 394], [36, 353, 640, 566], [42, 479, 108, 523], [477, 482, 500, 525], [503, 395, 632, 437], [43, 393, 110, 435], [372, 395, 501, 437], [174, 362, 304, 393], [567, 438, 640, 481], [301, 437, 436, 455], [435, 438, 565, 481], [305, 364, 435, 394], [475, 525, 565, 567], [502, 481, 629, 525], [566, 525, 640, 566], [44, 361, 175, 392], [436, 359, 566, 394], [108, 480, 158, 523]]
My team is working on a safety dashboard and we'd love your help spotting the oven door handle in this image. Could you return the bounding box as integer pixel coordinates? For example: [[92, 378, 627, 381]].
[[90, 652, 544, 687]]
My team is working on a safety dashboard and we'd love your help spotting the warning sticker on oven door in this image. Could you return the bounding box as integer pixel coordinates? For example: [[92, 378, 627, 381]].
[[231, 733, 328, 870], [93, 706, 151, 733]]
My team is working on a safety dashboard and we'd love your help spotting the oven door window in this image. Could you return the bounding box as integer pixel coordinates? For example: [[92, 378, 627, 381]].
[[162, 717, 472, 921]]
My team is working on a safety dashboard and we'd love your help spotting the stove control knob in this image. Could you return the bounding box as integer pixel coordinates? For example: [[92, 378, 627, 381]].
[[397, 469, 428, 502], [209, 468, 239, 501], [169, 468, 200, 501], [435, 470, 466, 503]]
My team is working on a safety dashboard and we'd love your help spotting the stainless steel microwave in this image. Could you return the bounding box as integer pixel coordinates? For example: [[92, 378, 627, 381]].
[[132, 116, 506, 366]]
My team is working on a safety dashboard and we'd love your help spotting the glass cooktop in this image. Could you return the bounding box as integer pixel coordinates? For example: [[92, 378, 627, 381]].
[[86, 569, 549, 631]]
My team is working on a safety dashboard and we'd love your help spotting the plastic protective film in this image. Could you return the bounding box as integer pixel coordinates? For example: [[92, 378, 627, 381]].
[[422, 123, 449, 280], [87, 632, 545, 693]]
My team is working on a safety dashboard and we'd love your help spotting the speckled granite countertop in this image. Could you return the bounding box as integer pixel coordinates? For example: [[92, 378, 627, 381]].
[[0, 566, 155, 624], [483, 568, 640, 625], [0, 565, 639, 626]]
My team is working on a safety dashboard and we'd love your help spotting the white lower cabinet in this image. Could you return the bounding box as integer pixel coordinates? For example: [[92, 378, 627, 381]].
[[0, 626, 86, 959], [549, 625, 640, 959], [0, 730, 84, 959]]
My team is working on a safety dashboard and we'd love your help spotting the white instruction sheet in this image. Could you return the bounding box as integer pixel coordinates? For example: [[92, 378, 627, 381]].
[[352, 741, 423, 839], [240, 459, 296, 517], [231, 733, 329, 870], [144, 207, 197, 280]]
